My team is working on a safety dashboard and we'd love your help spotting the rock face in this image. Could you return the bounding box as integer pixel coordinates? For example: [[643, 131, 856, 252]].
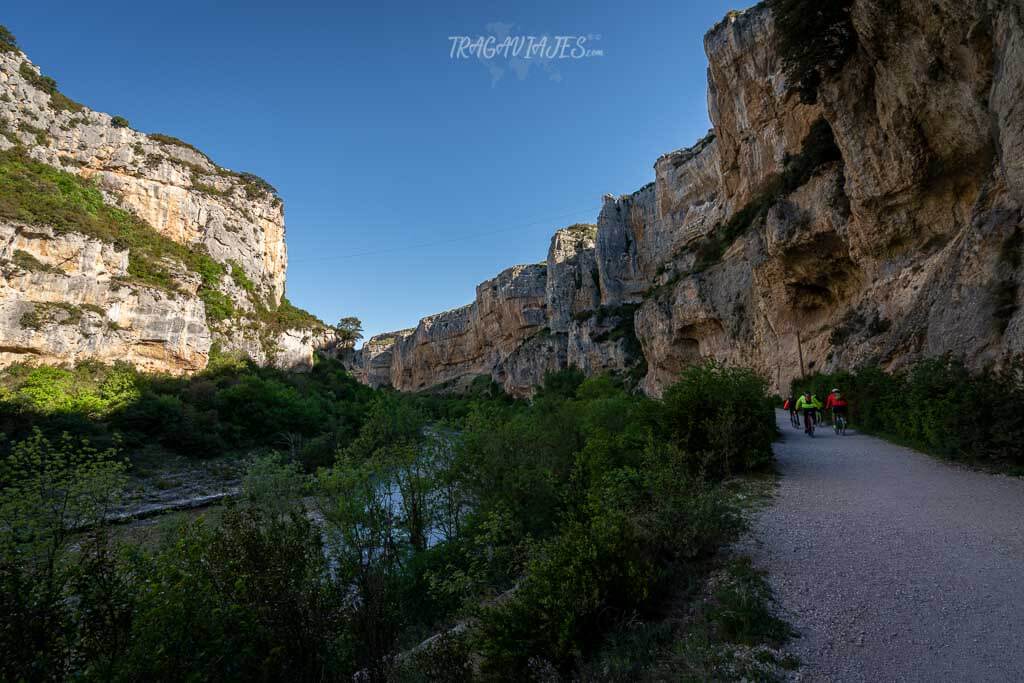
[[346, 224, 644, 396], [349, 0, 1024, 396], [0, 221, 210, 371], [0, 44, 334, 372]]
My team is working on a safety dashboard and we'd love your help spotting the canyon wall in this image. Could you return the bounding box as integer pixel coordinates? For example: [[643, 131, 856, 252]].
[[349, 0, 1024, 396], [0, 43, 336, 372]]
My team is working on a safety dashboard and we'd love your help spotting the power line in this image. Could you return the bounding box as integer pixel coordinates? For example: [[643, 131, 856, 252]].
[[289, 205, 599, 262]]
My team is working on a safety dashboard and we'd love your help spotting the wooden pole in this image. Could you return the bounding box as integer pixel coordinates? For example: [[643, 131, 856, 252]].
[[797, 330, 805, 379]]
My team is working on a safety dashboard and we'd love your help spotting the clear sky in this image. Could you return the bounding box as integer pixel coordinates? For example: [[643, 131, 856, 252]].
[[4, 0, 739, 339]]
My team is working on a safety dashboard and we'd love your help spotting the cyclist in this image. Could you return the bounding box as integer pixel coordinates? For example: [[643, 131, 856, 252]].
[[810, 392, 824, 425], [825, 388, 849, 432], [795, 391, 821, 436], [784, 394, 800, 428]]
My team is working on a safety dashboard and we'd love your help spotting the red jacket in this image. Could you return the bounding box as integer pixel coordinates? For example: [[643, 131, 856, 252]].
[[825, 393, 848, 409]]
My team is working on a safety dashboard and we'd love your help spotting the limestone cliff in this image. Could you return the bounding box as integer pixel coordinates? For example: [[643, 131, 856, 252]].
[[0, 37, 336, 372], [348, 224, 643, 396], [349, 0, 1024, 396]]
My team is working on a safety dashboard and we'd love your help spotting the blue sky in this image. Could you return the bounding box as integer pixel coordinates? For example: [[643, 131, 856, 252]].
[[5, 0, 739, 339]]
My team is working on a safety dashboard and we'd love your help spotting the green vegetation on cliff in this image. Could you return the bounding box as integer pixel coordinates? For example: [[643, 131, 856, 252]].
[[0, 361, 785, 680], [0, 148, 228, 309], [0, 148, 318, 333], [769, 0, 857, 103], [692, 117, 842, 273]]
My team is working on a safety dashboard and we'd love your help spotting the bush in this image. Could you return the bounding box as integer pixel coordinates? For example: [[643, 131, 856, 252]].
[[769, 0, 858, 103], [1, 357, 374, 458], [110, 116, 130, 129], [11, 248, 60, 273], [793, 357, 1024, 470], [19, 61, 57, 95], [121, 507, 346, 680], [0, 430, 127, 681], [198, 287, 234, 321], [0, 24, 18, 53], [661, 362, 777, 478], [227, 258, 256, 294], [0, 359, 776, 679]]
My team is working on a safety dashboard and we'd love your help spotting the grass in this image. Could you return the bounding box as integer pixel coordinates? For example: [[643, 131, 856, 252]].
[[19, 303, 90, 329], [11, 248, 61, 274], [0, 147, 231, 324], [17, 121, 50, 147], [147, 133, 212, 160], [227, 259, 256, 294]]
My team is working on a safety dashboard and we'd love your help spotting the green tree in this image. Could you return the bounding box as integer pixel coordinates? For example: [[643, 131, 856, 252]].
[[0, 430, 127, 681], [336, 316, 364, 344]]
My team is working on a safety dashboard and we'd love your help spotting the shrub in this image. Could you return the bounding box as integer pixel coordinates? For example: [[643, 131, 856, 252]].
[[0, 430, 127, 681], [110, 116, 129, 129], [227, 258, 256, 294], [10, 248, 60, 273], [661, 362, 777, 477], [121, 507, 346, 680], [237, 171, 279, 201], [769, 0, 858, 103], [256, 296, 326, 333], [0, 147, 232, 322], [0, 24, 18, 53], [0, 358, 776, 679], [198, 287, 234, 321], [19, 61, 57, 95], [793, 357, 1024, 470], [147, 133, 210, 159]]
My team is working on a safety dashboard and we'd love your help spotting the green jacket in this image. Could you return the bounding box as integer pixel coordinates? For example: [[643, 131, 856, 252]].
[[795, 395, 822, 411]]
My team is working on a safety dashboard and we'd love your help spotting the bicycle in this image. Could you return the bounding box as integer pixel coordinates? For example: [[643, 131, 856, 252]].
[[833, 409, 848, 436], [803, 409, 816, 437], [790, 411, 801, 429]]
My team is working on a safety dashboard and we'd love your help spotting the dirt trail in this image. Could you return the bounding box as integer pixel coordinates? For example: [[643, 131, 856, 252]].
[[741, 411, 1024, 682]]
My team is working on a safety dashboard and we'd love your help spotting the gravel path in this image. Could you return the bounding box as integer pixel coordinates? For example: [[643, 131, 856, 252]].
[[742, 411, 1024, 682]]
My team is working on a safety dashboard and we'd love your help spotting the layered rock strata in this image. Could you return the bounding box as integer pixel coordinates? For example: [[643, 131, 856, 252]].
[[350, 0, 1024, 396], [0, 45, 335, 372]]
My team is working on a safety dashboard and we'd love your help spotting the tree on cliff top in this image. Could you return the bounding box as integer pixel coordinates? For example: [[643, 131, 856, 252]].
[[335, 316, 364, 345]]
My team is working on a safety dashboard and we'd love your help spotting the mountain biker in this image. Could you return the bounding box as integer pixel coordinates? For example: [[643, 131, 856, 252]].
[[825, 388, 848, 425], [810, 392, 824, 424], [784, 394, 799, 427], [795, 391, 821, 435]]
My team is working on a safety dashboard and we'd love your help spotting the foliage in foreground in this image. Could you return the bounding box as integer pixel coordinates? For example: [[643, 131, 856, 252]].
[[793, 357, 1024, 471], [0, 362, 778, 680]]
